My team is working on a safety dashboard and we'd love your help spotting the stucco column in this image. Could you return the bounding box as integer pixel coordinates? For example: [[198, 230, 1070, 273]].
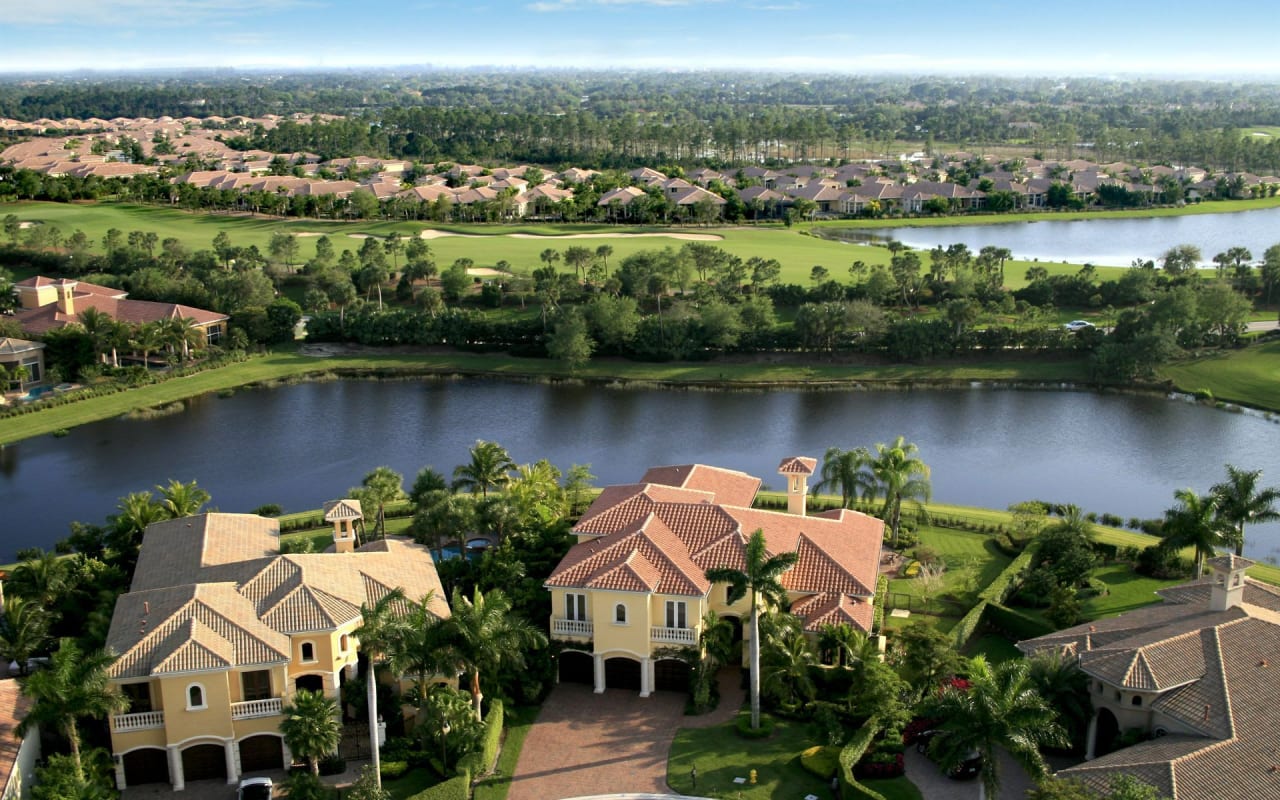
[[224, 739, 238, 784], [113, 755, 126, 790], [1085, 712, 1098, 761], [281, 739, 293, 770], [639, 657, 652, 698], [593, 654, 605, 694], [168, 745, 185, 791]]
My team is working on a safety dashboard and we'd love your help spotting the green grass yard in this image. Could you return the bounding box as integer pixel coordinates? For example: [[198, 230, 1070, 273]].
[[1157, 340, 1280, 413], [666, 714, 838, 800], [472, 706, 538, 800]]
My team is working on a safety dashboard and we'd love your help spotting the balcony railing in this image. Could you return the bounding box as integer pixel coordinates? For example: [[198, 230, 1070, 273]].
[[112, 711, 164, 732], [232, 698, 283, 720], [552, 618, 593, 637], [651, 626, 697, 645]]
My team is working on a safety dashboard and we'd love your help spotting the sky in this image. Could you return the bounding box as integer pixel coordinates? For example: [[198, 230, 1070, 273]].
[[1, 0, 1279, 77]]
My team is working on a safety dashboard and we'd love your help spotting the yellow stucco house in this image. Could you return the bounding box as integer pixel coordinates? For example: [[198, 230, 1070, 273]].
[[545, 457, 884, 696], [104, 508, 448, 791]]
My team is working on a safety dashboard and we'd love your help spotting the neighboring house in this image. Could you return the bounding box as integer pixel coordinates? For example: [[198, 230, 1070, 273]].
[[0, 678, 39, 800], [12, 277, 228, 345], [1019, 555, 1280, 799], [104, 509, 449, 791], [545, 457, 883, 697], [0, 339, 45, 392]]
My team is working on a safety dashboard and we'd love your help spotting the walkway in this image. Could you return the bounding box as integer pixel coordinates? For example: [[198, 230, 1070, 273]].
[[506, 669, 743, 800], [904, 747, 1079, 799]]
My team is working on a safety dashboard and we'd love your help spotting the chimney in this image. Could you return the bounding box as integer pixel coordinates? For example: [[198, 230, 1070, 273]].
[[1208, 554, 1253, 612], [55, 279, 77, 316], [323, 499, 362, 554], [777, 456, 817, 517]]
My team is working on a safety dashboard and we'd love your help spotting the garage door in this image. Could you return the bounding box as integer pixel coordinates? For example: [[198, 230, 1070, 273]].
[[654, 659, 690, 693], [558, 651, 593, 686], [182, 744, 227, 783], [123, 748, 169, 786], [239, 735, 284, 772], [604, 657, 641, 691]]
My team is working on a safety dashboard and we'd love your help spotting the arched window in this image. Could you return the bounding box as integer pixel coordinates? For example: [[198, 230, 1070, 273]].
[[301, 641, 316, 662], [1132, 695, 1143, 707], [186, 683, 206, 710], [614, 603, 627, 624], [340, 634, 349, 652]]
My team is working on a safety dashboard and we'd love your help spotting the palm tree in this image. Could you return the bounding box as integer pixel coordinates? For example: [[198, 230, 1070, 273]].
[[354, 588, 409, 788], [387, 593, 455, 727], [451, 440, 515, 498], [595, 244, 614, 278], [869, 436, 932, 548], [352, 466, 406, 540], [759, 613, 816, 709], [155, 478, 211, 518], [160, 316, 203, 362], [818, 622, 879, 668], [130, 321, 165, 367], [1026, 649, 1092, 750], [922, 656, 1068, 800], [1211, 464, 1280, 556], [17, 639, 126, 781], [699, 610, 735, 669], [813, 446, 874, 509], [1161, 488, 1232, 576], [705, 528, 799, 729], [442, 587, 547, 721], [280, 689, 341, 776], [108, 491, 166, 567], [0, 596, 51, 676], [76, 307, 114, 365], [9, 551, 69, 608]]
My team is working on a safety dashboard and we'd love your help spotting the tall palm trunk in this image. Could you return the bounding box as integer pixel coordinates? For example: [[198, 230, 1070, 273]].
[[470, 671, 484, 722], [368, 658, 382, 788], [749, 591, 761, 729]]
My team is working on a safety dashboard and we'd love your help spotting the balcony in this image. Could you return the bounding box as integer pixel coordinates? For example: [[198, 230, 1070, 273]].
[[551, 618, 593, 637], [232, 698, 283, 720], [112, 711, 164, 732], [651, 626, 697, 645]]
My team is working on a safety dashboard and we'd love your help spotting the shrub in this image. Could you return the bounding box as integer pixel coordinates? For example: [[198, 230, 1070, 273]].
[[903, 561, 921, 578], [801, 745, 841, 780], [406, 770, 471, 800], [318, 754, 346, 776], [1136, 545, 1191, 579], [735, 712, 775, 739], [380, 761, 410, 780]]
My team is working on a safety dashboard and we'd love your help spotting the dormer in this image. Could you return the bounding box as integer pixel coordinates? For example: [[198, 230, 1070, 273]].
[[1207, 554, 1253, 612]]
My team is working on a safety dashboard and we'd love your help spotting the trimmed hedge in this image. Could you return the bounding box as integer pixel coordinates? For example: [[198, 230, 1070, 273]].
[[406, 770, 471, 800], [380, 761, 410, 781], [872, 575, 889, 634], [801, 745, 840, 780], [735, 711, 776, 739], [954, 540, 1043, 649], [951, 601, 989, 649], [838, 720, 887, 800], [478, 699, 504, 775], [985, 603, 1054, 640]]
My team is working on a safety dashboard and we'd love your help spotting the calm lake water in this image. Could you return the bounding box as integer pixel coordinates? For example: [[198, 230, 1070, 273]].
[[3, 379, 1279, 562], [828, 205, 1280, 266]]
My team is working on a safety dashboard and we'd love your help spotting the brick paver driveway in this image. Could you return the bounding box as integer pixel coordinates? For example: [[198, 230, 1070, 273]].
[[507, 669, 743, 800]]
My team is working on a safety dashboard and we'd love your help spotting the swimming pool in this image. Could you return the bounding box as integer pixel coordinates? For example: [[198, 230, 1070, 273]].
[[466, 538, 492, 550], [20, 385, 55, 402]]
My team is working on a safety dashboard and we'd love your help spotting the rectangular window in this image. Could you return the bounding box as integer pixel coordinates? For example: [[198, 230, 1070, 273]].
[[122, 682, 152, 713], [565, 593, 586, 621], [665, 600, 687, 629], [242, 670, 271, 701]]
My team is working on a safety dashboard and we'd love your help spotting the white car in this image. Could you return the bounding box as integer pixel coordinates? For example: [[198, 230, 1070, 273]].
[[1063, 320, 1095, 332], [236, 777, 273, 800]]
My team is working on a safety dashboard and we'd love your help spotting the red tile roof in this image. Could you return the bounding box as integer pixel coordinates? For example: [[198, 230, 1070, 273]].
[[639, 464, 761, 507], [0, 680, 31, 792]]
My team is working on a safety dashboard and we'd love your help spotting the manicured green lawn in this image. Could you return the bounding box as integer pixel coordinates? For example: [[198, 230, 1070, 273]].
[[1081, 564, 1184, 619], [1158, 340, 1280, 413], [888, 526, 1012, 611], [964, 633, 1023, 663], [667, 713, 838, 799], [473, 706, 538, 800], [862, 776, 926, 800], [385, 769, 439, 800]]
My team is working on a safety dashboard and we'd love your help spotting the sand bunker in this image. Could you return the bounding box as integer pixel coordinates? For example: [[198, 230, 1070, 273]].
[[16, 221, 38, 229], [418, 229, 722, 242], [294, 231, 325, 238], [466, 268, 509, 277]]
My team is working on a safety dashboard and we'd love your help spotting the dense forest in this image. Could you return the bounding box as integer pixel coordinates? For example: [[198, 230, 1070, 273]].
[[4, 71, 1280, 171]]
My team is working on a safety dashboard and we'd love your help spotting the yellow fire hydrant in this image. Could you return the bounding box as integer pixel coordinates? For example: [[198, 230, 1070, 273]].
[[749, 769, 757, 784]]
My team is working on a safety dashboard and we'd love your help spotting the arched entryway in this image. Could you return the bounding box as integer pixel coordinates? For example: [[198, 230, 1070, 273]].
[[238, 734, 285, 772], [654, 658, 690, 693], [295, 674, 324, 694], [122, 748, 169, 786], [1095, 708, 1120, 757], [558, 651, 593, 685], [181, 743, 227, 783], [604, 656, 641, 692]]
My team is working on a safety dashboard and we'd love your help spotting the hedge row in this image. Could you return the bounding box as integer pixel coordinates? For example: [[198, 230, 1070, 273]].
[[406, 770, 470, 800], [838, 720, 887, 800], [985, 603, 1054, 641], [954, 541, 1043, 648], [479, 699, 504, 775], [872, 574, 889, 635]]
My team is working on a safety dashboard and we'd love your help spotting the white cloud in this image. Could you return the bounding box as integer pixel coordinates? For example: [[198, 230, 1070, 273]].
[[528, 0, 721, 11], [7, 0, 312, 26]]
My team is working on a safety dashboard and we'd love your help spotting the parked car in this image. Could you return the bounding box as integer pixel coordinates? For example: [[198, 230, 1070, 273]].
[[1064, 320, 1095, 332], [236, 777, 273, 800], [915, 730, 982, 780]]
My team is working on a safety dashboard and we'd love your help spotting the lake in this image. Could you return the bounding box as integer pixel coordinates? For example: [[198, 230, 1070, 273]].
[[825, 205, 1280, 266], [3, 379, 1279, 563]]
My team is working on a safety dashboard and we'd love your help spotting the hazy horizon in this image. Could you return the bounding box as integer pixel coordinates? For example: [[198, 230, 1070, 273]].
[[3, 0, 1278, 79]]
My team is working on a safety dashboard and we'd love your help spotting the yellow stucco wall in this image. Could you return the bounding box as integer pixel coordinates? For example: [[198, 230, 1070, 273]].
[[159, 673, 233, 742], [110, 726, 168, 753], [591, 590, 651, 656]]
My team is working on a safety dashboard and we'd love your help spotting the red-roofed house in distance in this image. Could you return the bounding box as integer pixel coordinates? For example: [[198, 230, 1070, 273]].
[[0, 678, 39, 800], [545, 456, 884, 696], [12, 277, 228, 348]]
